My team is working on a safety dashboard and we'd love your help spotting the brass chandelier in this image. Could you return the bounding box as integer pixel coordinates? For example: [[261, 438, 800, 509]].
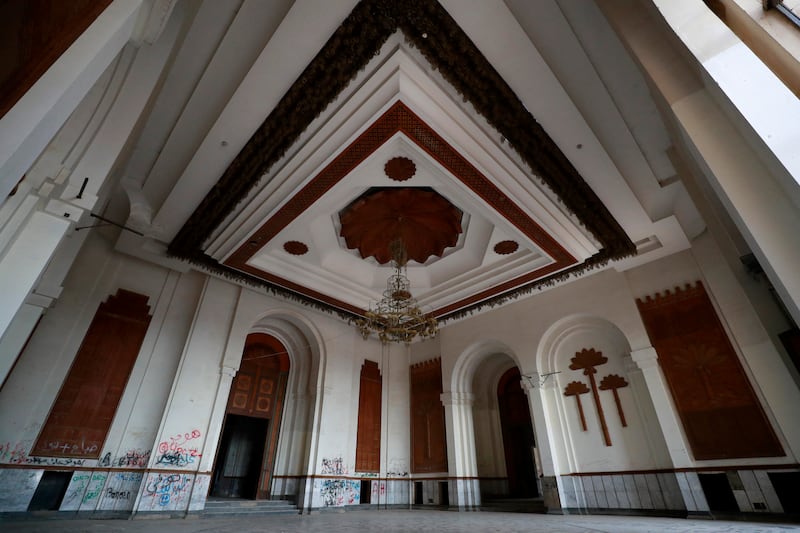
[[356, 239, 438, 344]]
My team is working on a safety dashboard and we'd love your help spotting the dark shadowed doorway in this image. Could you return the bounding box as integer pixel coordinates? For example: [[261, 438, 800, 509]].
[[498, 367, 538, 497], [212, 414, 268, 498]]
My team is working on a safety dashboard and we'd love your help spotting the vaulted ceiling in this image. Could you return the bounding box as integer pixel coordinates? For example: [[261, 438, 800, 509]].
[[112, 0, 701, 324]]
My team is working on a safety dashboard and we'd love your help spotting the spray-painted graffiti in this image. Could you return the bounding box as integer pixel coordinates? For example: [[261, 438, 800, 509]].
[[43, 439, 98, 456], [116, 449, 150, 468], [98, 472, 143, 512], [28, 456, 86, 466], [0, 442, 86, 466], [106, 488, 131, 500], [156, 449, 199, 467], [99, 452, 112, 466], [156, 430, 202, 467], [371, 481, 387, 499], [81, 472, 108, 508], [0, 442, 28, 464], [387, 458, 409, 477], [61, 473, 91, 510], [320, 456, 347, 475], [319, 479, 360, 507], [145, 473, 192, 507]]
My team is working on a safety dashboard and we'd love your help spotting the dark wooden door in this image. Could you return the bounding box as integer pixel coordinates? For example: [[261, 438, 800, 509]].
[[211, 334, 289, 499], [498, 367, 538, 497]]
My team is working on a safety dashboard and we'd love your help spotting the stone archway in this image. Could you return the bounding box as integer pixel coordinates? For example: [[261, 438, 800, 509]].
[[447, 340, 542, 508], [214, 308, 326, 512], [211, 333, 290, 500], [535, 314, 671, 512]]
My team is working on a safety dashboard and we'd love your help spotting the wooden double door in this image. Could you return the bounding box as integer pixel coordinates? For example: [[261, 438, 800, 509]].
[[211, 335, 289, 499]]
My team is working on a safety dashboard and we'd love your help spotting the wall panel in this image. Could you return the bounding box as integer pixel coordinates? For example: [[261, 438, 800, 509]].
[[32, 289, 151, 458], [637, 282, 783, 460], [410, 358, 447, 473], [355, 360, 381, 472]]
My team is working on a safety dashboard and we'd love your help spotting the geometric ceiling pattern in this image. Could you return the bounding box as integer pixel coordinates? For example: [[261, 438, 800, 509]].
[[167, 0, 635, 322]]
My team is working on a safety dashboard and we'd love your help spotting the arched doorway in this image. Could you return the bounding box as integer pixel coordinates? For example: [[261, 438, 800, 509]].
[[211, 333, 289, 499], [497, 367, 538, 497]]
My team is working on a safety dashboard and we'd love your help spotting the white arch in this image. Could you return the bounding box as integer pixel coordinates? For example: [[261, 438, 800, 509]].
[[535, 312, 670, 483], [250, 310, 326, 507], [536, 313, 632, 377], [445, 339, 526, 507], [449, 339, 519, 394]]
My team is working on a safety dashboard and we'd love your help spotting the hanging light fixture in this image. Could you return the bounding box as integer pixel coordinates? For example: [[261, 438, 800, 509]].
[[355, 239, 438, 344]]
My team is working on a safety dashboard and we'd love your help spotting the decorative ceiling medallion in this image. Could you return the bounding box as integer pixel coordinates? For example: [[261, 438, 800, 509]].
[[384, 156, 416, 182], [494, 240, 519, 255], [283, 241, 309, 255], [339, 188, 462, 264]]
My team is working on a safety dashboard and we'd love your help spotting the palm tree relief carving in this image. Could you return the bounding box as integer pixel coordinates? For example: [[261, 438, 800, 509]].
[[563, 348, 629, 446]]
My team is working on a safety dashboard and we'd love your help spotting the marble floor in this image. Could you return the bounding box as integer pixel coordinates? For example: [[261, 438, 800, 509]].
[[2, 510, 799, 533]]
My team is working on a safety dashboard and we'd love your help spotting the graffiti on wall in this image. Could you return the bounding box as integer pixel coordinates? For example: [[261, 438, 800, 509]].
[[61, 473, 91, 510], [0, 442, 86, 466], [98, 472, 143, 512], [81, 472, 108, 508], [144, 473, 192, 507], [102, 450, 150, 467], [116, 449, 151, 468], [42, 439, 98, 456], [155, 430, 202, 468], [319, 479, 360, 507], [372, 480, 386, 499], [0, 442, 28, 464], [320, 456, 348, 475], [387, 458, 409, 477]]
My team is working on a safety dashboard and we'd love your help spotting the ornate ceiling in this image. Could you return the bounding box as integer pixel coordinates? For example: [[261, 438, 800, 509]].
[[164, 0, 637, 321], [112, 0, 699, 327]]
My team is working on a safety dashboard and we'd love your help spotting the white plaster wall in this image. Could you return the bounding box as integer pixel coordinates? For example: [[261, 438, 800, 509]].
[[148, 275, 240, 474], [542, 317, 659, 474], [440, 269, 660, 479], [0, 230, 197, 471], [441, 269, 652, 385], [173, 280, 407, 510]]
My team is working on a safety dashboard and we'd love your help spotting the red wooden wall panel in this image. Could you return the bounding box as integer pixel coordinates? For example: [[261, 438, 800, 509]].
[[0, 0, 112, 118], [637, 282, 784, 460], [33, 289, 151, 458], [355, 360, 382, 472], [410, 358, 448, 473], [226, 333, 289, 419]]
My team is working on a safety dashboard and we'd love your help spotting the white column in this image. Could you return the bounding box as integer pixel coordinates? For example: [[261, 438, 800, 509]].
[[521, 373, 556, 477], [440, 391, 480, 510], [0, 303, 43, 387], [0, 0, 145, 201], [630, 347, 691, 468], [0, 211, 70, 358], [650, 0, 800, 325], [135, 277, 240, 513]]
